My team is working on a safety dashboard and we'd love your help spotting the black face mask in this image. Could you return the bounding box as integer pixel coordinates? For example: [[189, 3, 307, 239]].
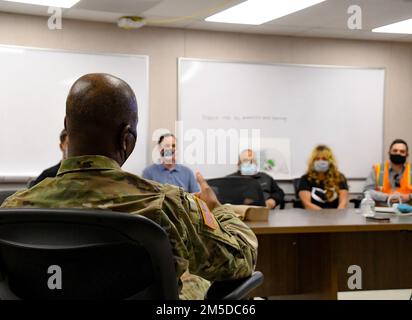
[[390, 154, 407, 165]]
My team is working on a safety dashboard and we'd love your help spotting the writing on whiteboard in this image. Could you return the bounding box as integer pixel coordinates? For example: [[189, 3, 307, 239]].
[[201, 115, 288, 123]]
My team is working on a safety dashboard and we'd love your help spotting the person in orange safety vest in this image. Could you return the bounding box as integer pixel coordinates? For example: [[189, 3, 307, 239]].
[[364, 139, 412, 206]]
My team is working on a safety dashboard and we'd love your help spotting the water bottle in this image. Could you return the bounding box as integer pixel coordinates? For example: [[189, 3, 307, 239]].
[[360, 191, 375, 217]]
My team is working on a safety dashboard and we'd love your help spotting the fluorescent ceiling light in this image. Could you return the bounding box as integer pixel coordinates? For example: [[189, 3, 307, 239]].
[[205, 0, 326, 25], [2, 0, 80, 8], [372, 19, 412, 34]]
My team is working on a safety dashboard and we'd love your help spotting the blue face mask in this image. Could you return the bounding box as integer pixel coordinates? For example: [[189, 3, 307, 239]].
[[162, 148, 174, 163], [314, 160, 330, 173], [240, 162, 258, 176]]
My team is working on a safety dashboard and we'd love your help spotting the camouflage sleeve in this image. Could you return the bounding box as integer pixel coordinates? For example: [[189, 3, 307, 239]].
[[0, 190, 26, 208], [161, 187, 258, 282]]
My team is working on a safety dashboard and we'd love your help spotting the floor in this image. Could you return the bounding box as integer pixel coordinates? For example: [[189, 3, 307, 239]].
[[338, 289, 412, 300], [254, 289, 412, 300]]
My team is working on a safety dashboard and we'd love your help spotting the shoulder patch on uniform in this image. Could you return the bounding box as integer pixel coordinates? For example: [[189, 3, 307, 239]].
[[194, 197, 218, 230]]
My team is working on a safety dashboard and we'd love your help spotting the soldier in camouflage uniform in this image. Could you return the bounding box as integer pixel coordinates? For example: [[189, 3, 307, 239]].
[[1, 73, 258, 299]]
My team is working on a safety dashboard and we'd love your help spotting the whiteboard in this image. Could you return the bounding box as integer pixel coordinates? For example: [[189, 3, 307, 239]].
[[178, 58, 385, 179], [0, 45, 149, 181]]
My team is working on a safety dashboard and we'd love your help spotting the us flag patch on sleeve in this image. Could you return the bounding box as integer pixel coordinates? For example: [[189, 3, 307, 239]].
[[194, 197, 218, 230]]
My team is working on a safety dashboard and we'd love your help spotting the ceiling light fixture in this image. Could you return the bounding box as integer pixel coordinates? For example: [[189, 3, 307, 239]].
[[372, 19, 412, 34], [2, 0, 80, 8], [205, 0, 326, 25]]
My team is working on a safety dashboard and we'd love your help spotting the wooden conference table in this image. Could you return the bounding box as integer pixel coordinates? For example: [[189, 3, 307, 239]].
[[245, 209, 412, 299]]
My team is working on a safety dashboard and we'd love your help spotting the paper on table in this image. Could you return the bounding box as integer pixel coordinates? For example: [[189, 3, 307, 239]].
[[374, 207, 397, 213], [229, 205, 269, 221]]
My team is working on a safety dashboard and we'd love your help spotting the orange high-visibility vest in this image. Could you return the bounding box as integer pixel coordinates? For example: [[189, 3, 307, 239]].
[[374, 162, 412, 194]]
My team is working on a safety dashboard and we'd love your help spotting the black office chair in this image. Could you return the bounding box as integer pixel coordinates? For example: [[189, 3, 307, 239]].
[[350, 197, 362, 209], [0, 209, 263, 300], [292, 178, 304, 208], [0, 190, 18, 206], [207, 177, 266, 206]]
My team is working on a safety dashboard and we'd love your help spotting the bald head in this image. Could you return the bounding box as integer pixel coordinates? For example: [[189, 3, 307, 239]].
[[65, 73, 138, 166], [239, 149, 257, 165]]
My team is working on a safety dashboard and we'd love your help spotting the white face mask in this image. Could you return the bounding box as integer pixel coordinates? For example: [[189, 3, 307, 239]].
[[240, 162, 258, 176], [314, 160, 330, 173]]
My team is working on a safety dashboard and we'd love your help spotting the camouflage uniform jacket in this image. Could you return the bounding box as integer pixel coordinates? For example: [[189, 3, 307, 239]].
[[1, 155, 258, 298]]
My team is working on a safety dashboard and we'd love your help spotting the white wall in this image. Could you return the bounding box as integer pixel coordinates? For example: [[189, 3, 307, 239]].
[[1, 12, 411, 194]]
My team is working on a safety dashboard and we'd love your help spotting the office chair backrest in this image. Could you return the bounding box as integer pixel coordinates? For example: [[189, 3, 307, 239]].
[[0, 209, 179, 300], [292, 178, 301, 199], [291, 178, 304, 208], [0, 190, 18, 206], [207, 177, 265, 206]]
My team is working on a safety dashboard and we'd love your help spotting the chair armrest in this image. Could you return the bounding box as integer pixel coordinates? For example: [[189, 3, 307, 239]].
[[205, 271, 264, 300]]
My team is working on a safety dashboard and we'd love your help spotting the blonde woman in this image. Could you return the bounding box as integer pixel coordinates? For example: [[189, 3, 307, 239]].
[[298, 145, 349, 210]]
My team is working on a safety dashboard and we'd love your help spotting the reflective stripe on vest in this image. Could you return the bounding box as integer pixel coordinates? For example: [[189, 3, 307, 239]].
[[376, 163, 384, 188]]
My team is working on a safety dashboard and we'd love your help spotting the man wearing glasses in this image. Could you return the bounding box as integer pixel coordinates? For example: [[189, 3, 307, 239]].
[[364, 139, 412, 206]]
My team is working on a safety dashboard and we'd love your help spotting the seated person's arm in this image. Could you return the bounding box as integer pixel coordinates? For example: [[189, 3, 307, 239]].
[[161, 173, 257, 283], [299, 190, 322, 210], [267, 178, 285, 209], [364, 169, 388, 203], [337, 175, 349, 209], [400, 193, 411, 204], [188, 170, 200, 193], [338, 189, 349, 209]]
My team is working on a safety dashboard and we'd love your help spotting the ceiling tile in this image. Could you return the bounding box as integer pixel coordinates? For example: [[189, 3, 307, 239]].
[[184, 20, 249, 33], [74, 0, 161, 14], [144, 14, 195, 28], [63, 8, 125, 23], [0, 0, 411, 42]]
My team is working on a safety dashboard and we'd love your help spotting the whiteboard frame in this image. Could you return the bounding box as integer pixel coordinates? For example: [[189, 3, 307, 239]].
[[0, 44, 150, 182], [177, 57, 386, 180]]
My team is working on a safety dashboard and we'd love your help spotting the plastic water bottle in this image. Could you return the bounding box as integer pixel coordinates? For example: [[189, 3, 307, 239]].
[[360, 191, 375, 217]]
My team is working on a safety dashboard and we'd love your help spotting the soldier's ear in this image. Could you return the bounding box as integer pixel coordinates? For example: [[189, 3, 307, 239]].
[[120, 125, 136, 161]]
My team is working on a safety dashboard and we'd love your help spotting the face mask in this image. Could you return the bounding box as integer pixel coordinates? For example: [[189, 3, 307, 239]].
[[162, 148, 174, 163], [390, 154, 406, 165], [240, 163, 258, 176], [314, 160, 330, 173]]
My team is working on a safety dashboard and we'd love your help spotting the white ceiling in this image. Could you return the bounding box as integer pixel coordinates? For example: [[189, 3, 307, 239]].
[[0, 0, 412, 42]]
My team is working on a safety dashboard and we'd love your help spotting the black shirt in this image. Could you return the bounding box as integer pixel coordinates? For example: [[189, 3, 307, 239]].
[[298, 173, 348, 208], [29, 162, 61, 188], [228, 171, 285, 207]]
